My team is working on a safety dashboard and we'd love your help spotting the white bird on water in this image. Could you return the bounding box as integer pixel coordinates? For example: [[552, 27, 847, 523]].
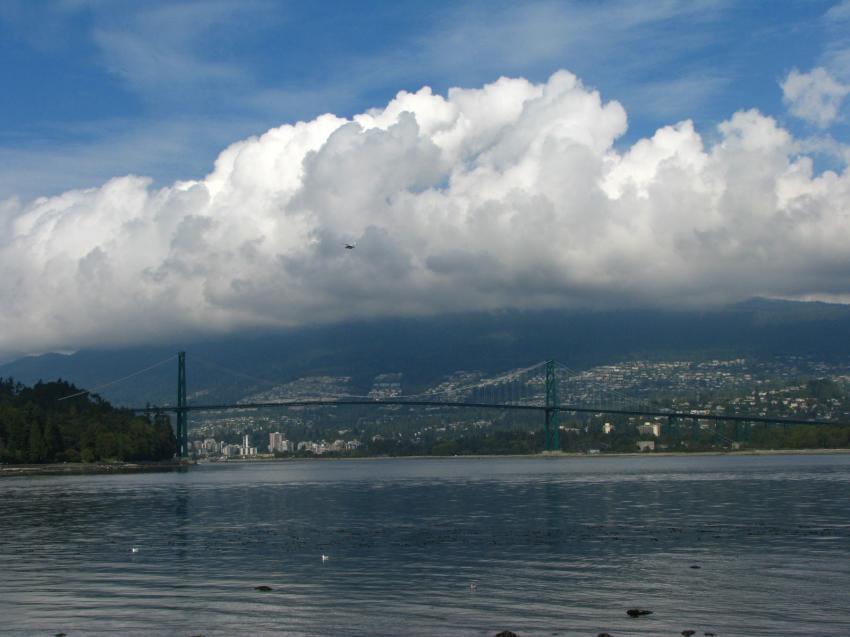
[[322, 554, 330, 562]]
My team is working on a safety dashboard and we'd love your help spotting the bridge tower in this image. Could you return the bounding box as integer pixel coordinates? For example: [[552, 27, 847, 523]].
[[544, 360, 560, 452], [176, 351, 188, 458]]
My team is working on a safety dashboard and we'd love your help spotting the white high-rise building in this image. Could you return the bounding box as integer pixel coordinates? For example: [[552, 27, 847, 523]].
[[269, 432, 282, 453], [242, 434, 251, 456], [267, 432, 291, 453]]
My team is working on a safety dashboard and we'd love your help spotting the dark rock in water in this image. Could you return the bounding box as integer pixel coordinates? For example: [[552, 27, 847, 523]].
[[626, 609, 653, 617], [682, 631, 696, 636], [598, 633, 614, 637], [690, 564, 701, 569], [55, 634, 67, 637], [494, 632, 520, 637], [254, 585, 273, 592], [704, 633, 716, 636]]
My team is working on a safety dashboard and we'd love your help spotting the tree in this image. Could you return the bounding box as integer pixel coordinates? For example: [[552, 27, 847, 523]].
[[28, 421, 48, 463], [806, 379, 843, 401], [0, 378, 178, 464], [44, 417, 63, 462]]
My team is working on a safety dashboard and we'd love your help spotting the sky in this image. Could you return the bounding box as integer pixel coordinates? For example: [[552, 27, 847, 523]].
[[1, 0, 850, 356]]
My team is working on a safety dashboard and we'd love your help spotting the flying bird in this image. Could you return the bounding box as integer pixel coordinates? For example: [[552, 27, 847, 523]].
[[344, 242, 356, 250]]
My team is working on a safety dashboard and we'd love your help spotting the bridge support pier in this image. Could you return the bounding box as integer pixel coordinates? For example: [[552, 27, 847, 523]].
[[176, 351, 188, 458]]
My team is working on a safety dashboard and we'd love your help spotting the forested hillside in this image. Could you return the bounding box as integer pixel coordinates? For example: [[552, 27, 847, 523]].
[[5, 299, 850, 408], [0, 379, 176, 464]]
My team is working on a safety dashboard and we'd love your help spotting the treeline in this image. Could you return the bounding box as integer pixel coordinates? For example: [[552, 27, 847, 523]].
[[0, 378, 176, 464], [747, 424, 850, 450], [288, 422, 850, 459]]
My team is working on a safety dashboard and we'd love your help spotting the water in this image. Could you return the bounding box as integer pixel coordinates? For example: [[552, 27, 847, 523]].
[[2, 454, 850, 637]]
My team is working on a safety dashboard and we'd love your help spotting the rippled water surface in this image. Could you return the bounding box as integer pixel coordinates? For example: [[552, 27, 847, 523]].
[[2, 454, 850, 636]]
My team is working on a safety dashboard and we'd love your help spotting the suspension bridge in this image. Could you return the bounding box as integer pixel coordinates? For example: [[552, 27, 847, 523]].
[[66, 351, 849, 458]]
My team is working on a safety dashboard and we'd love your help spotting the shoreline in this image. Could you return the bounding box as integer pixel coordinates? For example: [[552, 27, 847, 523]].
[[0, 459, 192, 479], [4, 448, 849, 478], [211, 447, 850, 462]]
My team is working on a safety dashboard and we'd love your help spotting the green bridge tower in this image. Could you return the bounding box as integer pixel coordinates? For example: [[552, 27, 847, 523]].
[[176, 351, 188, 458], [544, 359, 560, 452]]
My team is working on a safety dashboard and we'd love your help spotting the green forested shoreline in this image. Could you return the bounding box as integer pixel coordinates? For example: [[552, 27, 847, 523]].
[[0, 379, 176, 464]]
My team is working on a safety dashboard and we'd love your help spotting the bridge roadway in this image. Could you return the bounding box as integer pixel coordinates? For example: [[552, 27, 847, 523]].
[[133, 398, 847, 428]]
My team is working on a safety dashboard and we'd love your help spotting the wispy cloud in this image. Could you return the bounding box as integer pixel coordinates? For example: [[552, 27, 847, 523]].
[[0, 116, 278, 201], [89, 1, 275, 103], [332, 0, 733, 120], [825, 0, 850, 23], [822, 0, 850, 78], [0, 0, 752, 203]]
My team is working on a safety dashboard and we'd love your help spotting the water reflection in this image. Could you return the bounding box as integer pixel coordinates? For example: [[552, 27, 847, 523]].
[[1, 454, 850, 636], [173, 487, 189, 564]]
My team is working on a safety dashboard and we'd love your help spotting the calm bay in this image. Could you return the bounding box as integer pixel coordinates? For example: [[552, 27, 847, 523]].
[[1, 454, 849, 636]]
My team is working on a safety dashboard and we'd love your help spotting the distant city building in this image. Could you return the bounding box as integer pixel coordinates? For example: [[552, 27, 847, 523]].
[[602, 422, 614, 434], [289, 439, 358, 455], [638, 421, 662, 437], [269, 432, 281, 452], [637, 440, 655, 451], [269, 432, 291, 453], [222, 444, 241, 457]]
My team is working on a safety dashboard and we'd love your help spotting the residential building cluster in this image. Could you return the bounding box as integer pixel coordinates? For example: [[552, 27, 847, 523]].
[[368, 373, 403, 399], [188, 431, 362, 459], [182, 355, 850, 456], [295, 439, 362, 454], [191, 433, 258, 458], [244, 376, 355, 403]]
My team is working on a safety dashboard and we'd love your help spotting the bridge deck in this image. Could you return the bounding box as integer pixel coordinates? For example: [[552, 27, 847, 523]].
[[131, 398, 847, 427]]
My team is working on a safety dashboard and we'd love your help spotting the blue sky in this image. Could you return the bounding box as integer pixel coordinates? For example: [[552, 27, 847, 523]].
[[1, 0, 847, 202], [4, 1, 850, 355]]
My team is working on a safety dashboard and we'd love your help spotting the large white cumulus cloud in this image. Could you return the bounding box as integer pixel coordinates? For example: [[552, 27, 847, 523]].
[[3, 70, 850, 353]]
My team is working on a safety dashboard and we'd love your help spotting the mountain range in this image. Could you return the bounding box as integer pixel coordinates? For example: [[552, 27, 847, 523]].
[[3, 298, 850, 407]]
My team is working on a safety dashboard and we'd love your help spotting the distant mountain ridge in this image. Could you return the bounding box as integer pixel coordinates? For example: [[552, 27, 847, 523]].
[[3, 298, 850, 407]]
